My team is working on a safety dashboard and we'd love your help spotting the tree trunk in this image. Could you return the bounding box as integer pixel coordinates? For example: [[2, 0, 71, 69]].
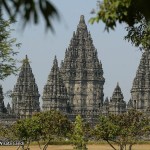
[[43, 140, 50, 150], [106, 140, 117, 150], [125, 144, 126, 150], [26, 140, 30, 150], [37, 141, 42, 150], [119, 144, 124, 150], [16, 145, 20, 150], [129, 144, 133, 150]]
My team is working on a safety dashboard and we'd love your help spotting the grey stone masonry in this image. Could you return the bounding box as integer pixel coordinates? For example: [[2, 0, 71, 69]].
[[42, 56, 69, 112], [0, 85, 7, 114], [6, 102, 11, 114], [102, 97, 109, 115], [12, 55, 40, 118], [0, 85, 18, 126], [109, 83, 126, 114], [131, 50, 150, 112], [60, 15, 105, 114]]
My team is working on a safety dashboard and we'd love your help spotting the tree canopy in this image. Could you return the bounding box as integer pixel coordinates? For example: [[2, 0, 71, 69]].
[[2, 0, 150, 50], [90, 0, 150, 30], [0, 13, 20, 80], [12, 110, 72, 150], [1, 110, 150, 150], [93, 110, 150, 150], [1, 0, 59, 31], [90, 0, 150, 50], [71, 115, 88, 150]]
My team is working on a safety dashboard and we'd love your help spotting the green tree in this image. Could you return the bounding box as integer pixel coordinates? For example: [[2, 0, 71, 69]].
[[0, 123, 9, 139], [0, 12, 20, 80], [0, 123, 19, 147], [36, 110, 71, 150], [93, 114, 120, 150], [125, 18, 150, 50], [90, 0, 150, 50], [71, 115, 88, 150], [13, 110, 71, 150], [93, 110, 150, 150], [90, 0, 150, 30], [12, 117, 40, 150], [1, 0, 59, 31]]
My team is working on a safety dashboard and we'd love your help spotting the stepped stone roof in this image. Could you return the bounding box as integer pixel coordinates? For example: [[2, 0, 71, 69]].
[[42, 56, 68, 111]]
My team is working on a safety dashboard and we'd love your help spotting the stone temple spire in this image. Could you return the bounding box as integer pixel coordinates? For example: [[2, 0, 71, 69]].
[[111, 83, 124, 100], [60, 15, 105, 113], [131, 50, 150, 111], [42, 56, 69, 112], [109, 83, 126, 114], [77, 15, 87, 31], [12, 55, 40, 118], [7, 102, 11, 114], [127, 99, 133, 110], [102, 97, 109, 115], [0, 85, 7, 114]]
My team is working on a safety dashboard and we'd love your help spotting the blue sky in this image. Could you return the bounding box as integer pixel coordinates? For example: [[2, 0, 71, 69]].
[[2, 0, 142, 105]]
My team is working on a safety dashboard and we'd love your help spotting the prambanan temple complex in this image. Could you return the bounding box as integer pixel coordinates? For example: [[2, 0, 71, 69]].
[[1, 15, 150, 124]]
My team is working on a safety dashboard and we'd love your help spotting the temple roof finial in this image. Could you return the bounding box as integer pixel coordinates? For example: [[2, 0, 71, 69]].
[[25, 55, 28, 59], [115, 82, 121, 91], [7, 102, 10, 108], [53, 55, 58, 66], [22, 55, 29, 64], [25, 55, 29, 62], [117, 82, 119, 86], [77, 15, 87, 29], [54, 55, 57, 60], [79, 15, 85, 23]]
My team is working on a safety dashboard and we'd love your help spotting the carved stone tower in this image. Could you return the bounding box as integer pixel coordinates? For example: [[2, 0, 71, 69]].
[[12, 55, 40, 118], [6, 102, 11, 114], [131, 50, 150, 112], [60, 15, 105, 113], [109, 83, 126, 114], [0, 85, 7, 114], [42, 56, 69, 112], [102, 97, 109, 115]]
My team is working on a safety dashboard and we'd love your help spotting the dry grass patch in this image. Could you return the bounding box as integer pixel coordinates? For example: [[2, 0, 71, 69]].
[[0, 144, 150, 150]]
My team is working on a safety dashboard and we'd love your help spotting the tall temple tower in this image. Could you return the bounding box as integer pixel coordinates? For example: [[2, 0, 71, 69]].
[[0, 85, 7, 114], [12, 55, 40, 118], [109, 83, 126, 114], [131, 50, 150, 112], [60, 15, 105, 113], [102, 97, 109, 115], [0, 85, 18, 125], [42, 56, 69, 112]]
